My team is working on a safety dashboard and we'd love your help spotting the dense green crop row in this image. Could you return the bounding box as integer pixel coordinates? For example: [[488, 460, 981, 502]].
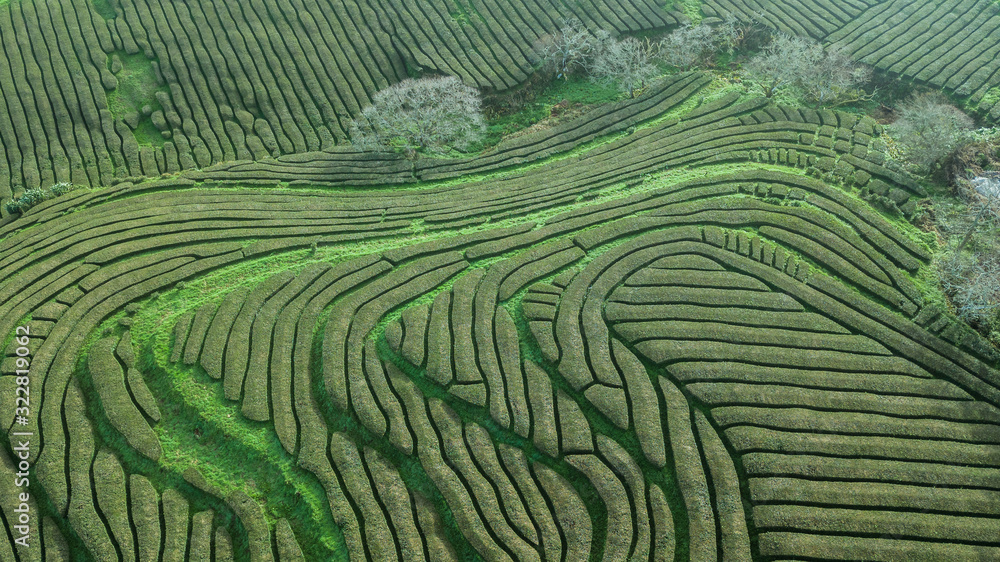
[[0, 0, 688, 214], [2, 0, 1000, 218], [826, 0, 1000, 119], [3, 66, 1000, 561], [702, 0, 873, 38], [6, 195, 997, 560]]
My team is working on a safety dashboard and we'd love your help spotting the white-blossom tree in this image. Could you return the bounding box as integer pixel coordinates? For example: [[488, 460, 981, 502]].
[[589, 34, 659, 98], [743, 33, 871, 105], [532, 19, 599, 80], [658, 23, 716, 70], [349, 75, 486, 159], [890, 93, 975, 173]]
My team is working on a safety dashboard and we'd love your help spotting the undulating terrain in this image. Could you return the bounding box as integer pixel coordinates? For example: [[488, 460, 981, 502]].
[[1, 0, 999, 561]]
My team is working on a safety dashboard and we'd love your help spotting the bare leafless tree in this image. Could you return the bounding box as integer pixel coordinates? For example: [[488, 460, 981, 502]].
[[743, 33, 871, 105], [532, 19, 599, 80], [658, 23, 716, 70], [890, 93, 975, 174], [589, 34, 659, 98], [349, 75, 486, 159], [955, 174, 1000, 254], [743, 33, 810, 98], [713, 14, 770, 54], [798, 46, 872, 106], [938, 251, 1000, 325]]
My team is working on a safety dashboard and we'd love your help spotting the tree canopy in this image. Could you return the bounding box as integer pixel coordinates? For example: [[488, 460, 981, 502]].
[[349, 75, 486, 158]]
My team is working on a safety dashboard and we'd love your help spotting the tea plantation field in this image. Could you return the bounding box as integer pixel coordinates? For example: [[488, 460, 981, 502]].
[[1, 0, 999, 561]]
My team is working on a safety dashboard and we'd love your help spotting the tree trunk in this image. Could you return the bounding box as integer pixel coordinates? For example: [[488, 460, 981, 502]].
[[956, 206, 989, 254]]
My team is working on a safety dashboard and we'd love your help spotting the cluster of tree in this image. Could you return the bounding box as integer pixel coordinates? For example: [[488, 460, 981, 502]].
[[345, 18, 975, 178], [532, 18, 874, 106], [532, 18, 759, 97], [347, 18, 883, 158], [348, 19, 672, 158], [532, 19, 659, 98], [884, 94, 1000, 335], [4, 182, 75, 215]]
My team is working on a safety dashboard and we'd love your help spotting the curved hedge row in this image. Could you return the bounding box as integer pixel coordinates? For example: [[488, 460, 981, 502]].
[[0, 0, 686, 215], [825, 0, 1000, 120], [3, 77, 999, 560], [188, 71, 711, 187], [184, 91, 929, 226], [702, 0, 878, 39], [10, 0, 999, 217]]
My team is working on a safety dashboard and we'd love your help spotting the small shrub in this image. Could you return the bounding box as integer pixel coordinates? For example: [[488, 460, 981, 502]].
[[3, 182, 78, 215], [21, 188, 46, 205], [49, 182, 74, 196], [4, 188, 47, 215]]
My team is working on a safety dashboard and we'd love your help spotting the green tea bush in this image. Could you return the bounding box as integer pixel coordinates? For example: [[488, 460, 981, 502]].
[[4, 188, 47, 214]]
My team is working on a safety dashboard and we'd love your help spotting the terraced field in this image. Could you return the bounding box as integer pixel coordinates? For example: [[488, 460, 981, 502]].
[[2, 57, 1000, 560], [3, 0, 1000, 214], [701, 0, 1000, 120], [0, 0, 682, 206], [2, 0, 1000, 558]]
